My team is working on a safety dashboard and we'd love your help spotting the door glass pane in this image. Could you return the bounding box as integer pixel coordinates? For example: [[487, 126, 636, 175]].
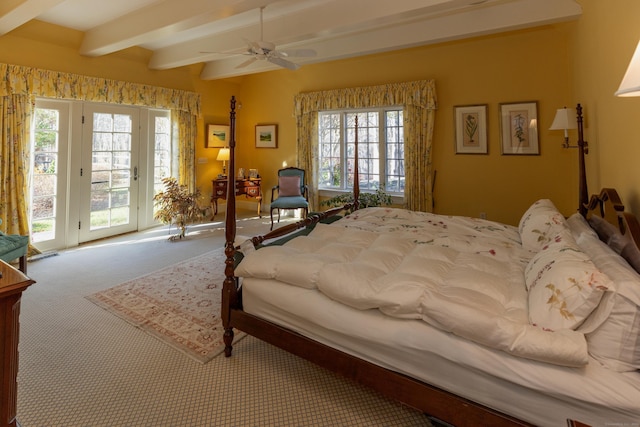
[[31, 109, 59, 243], [90, 112, 133, 230], [153, 116, 172, 216]]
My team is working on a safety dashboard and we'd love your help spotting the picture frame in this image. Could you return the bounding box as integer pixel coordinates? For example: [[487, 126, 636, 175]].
[[249, 168, 259, 179], [454, 104, 488, 154], [206, 124, 229, 148], [499, 101, 540, 155], [255, 124, 278, 148]]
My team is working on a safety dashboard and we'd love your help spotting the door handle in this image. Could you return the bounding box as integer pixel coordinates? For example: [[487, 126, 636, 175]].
[[134, 166, 138, 181]]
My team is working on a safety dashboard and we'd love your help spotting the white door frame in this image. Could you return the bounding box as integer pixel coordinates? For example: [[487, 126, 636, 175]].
[[31, 100, 165, 249]]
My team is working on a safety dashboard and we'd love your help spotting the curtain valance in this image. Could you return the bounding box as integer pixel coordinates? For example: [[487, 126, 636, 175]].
[[294, 79, 437, 117], [0, 63, 200, 116]]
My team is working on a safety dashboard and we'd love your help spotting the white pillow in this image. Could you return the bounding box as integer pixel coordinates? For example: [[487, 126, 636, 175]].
[[566, 213, 599, 241], [519, 199, 569, 252], [525, 236, 612, 331], [575, 232, 640, 371]]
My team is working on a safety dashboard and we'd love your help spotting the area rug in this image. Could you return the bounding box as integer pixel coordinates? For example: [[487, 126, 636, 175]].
[[86, 248, 244, 364]]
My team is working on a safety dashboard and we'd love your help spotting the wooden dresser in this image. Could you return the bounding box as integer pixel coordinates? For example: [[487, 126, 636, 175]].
[[0, 260, 35, 427], [211, 178, 262, 218]]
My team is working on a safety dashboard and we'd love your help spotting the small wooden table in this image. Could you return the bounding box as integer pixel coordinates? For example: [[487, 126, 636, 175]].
[[211, 178, 262, 218], [0, 260, 35, 427]]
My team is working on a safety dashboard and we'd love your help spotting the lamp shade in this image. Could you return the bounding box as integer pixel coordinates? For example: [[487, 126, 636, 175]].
[[616, 40, 640, 97], [549, 107, 577, 131], [216, 147, 230, 161]]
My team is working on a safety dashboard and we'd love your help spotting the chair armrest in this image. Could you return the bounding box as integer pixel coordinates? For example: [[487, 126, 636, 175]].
[[303, 185, 309, 200], [271, 185, 279, 202]]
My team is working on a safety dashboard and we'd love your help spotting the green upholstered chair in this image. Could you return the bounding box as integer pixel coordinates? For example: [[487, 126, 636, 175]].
[[270, 167, 309, 230], [0, 219, 29, 273]]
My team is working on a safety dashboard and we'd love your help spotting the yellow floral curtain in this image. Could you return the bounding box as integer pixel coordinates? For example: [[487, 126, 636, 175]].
[[0, 62, 200, 239], [0, 64, 200, 114], [172, 109, 197, 191], [293, 79, 437, 212], [0, 94, 32, 237]]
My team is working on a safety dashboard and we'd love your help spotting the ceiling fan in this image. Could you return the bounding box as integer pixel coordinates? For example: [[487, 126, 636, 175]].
[[236, 6, 317, 70]]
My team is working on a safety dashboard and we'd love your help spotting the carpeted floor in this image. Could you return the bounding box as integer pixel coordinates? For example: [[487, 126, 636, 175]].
[[16, 212, 433, 426]]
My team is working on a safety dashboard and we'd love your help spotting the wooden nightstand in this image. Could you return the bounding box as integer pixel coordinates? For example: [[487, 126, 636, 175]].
[[211, 178, 262, 218], [0, 260, 35, 427]]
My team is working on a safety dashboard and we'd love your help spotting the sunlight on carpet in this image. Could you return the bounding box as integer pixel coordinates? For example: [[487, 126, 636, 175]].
[[86, 249, 243, 363]]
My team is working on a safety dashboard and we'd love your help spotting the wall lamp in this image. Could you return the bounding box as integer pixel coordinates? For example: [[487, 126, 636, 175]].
[[550, 106, 588, 154], [616, 39, 640, 96]]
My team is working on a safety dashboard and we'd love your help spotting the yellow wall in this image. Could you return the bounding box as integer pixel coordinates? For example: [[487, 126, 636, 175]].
[[228, 25, 576, 225], [4, 1, 640, 226], [0, 20, 241, 201], [568, 0, 640, 215]]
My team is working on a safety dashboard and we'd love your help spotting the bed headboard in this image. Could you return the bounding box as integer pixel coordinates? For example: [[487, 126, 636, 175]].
[[585, 188, 640, 273]]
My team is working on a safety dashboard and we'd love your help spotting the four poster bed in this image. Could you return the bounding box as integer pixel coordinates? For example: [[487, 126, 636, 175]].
[[221, 97, 640, 426]]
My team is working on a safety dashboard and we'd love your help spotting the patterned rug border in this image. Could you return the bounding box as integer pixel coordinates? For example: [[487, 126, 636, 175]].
[[86, 249, 244, 363]]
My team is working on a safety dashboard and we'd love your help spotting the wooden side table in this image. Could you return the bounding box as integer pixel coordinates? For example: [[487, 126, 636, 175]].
[[211, 178, 262, 219], [0, 260, 35, 427]]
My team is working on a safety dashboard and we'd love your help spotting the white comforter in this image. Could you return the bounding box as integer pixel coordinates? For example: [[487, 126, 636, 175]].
[[236, 207, 589, 366]]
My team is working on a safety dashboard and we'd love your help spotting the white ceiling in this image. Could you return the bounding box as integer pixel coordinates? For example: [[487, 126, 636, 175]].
[[1, 0, 582, 80]]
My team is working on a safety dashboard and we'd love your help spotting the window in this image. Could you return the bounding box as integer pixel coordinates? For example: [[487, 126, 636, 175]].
[[318, 109, 404, 193], [31, 107, 62, 243], [152, 114, 172, 194]]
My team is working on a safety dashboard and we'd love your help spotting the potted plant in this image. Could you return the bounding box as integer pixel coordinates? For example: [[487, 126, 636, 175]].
[[153, 177, 202, 240], [320, 187, 393, 211]]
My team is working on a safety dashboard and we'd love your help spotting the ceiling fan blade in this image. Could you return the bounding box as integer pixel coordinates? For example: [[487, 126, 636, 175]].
[[236, 57, 258, 69], [278, 49, 317, 58], [268, 56, 299, 70]]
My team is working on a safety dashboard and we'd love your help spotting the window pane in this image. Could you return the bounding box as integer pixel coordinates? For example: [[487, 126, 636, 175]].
[[153, 115, 172, 216], [318, 109, 403, 194], [385, 110, 404, 192], [347, 112, 379, 190], [94, 113, 113, 132], [318, 112, 342, 188], [32, 108, 61, 243]]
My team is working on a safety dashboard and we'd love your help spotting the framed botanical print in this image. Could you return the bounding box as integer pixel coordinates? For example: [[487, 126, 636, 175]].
[[454, 104, 488, 154], [499, 101, 539, 155]]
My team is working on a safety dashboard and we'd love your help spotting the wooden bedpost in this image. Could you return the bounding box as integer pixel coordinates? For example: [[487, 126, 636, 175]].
[[576, 104, 589, 216], [353, 115, 360, 210], [222, 96, 238, 357]]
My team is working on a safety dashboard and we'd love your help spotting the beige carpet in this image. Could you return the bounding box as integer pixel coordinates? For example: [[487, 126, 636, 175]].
[[87, 248, 243, 363], [17, 215, 434, 426]]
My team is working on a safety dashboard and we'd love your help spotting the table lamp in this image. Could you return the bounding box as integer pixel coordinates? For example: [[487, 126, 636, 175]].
[[216, 147, 230, 177]]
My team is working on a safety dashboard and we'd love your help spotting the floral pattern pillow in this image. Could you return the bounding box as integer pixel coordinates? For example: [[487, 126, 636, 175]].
[[519, 199, 569, 253], [525, 238, 612, 330]]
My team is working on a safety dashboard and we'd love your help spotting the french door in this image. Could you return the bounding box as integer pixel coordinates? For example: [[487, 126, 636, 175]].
[[78, 105, 140, 242], [30, 101, 171, 250], [30, 100, 70, 252]]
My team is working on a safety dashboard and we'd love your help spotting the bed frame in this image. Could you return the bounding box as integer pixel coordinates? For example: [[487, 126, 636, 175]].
[[221, 97, 640, 426]]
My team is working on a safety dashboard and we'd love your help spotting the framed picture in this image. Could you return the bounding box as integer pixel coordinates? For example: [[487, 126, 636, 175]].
[[499, 101, 539, 155], [249, 168, 259, 179], [454, 104, 488, 154], [255, 124, 278, 148], [206, 124, 229, 148]]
